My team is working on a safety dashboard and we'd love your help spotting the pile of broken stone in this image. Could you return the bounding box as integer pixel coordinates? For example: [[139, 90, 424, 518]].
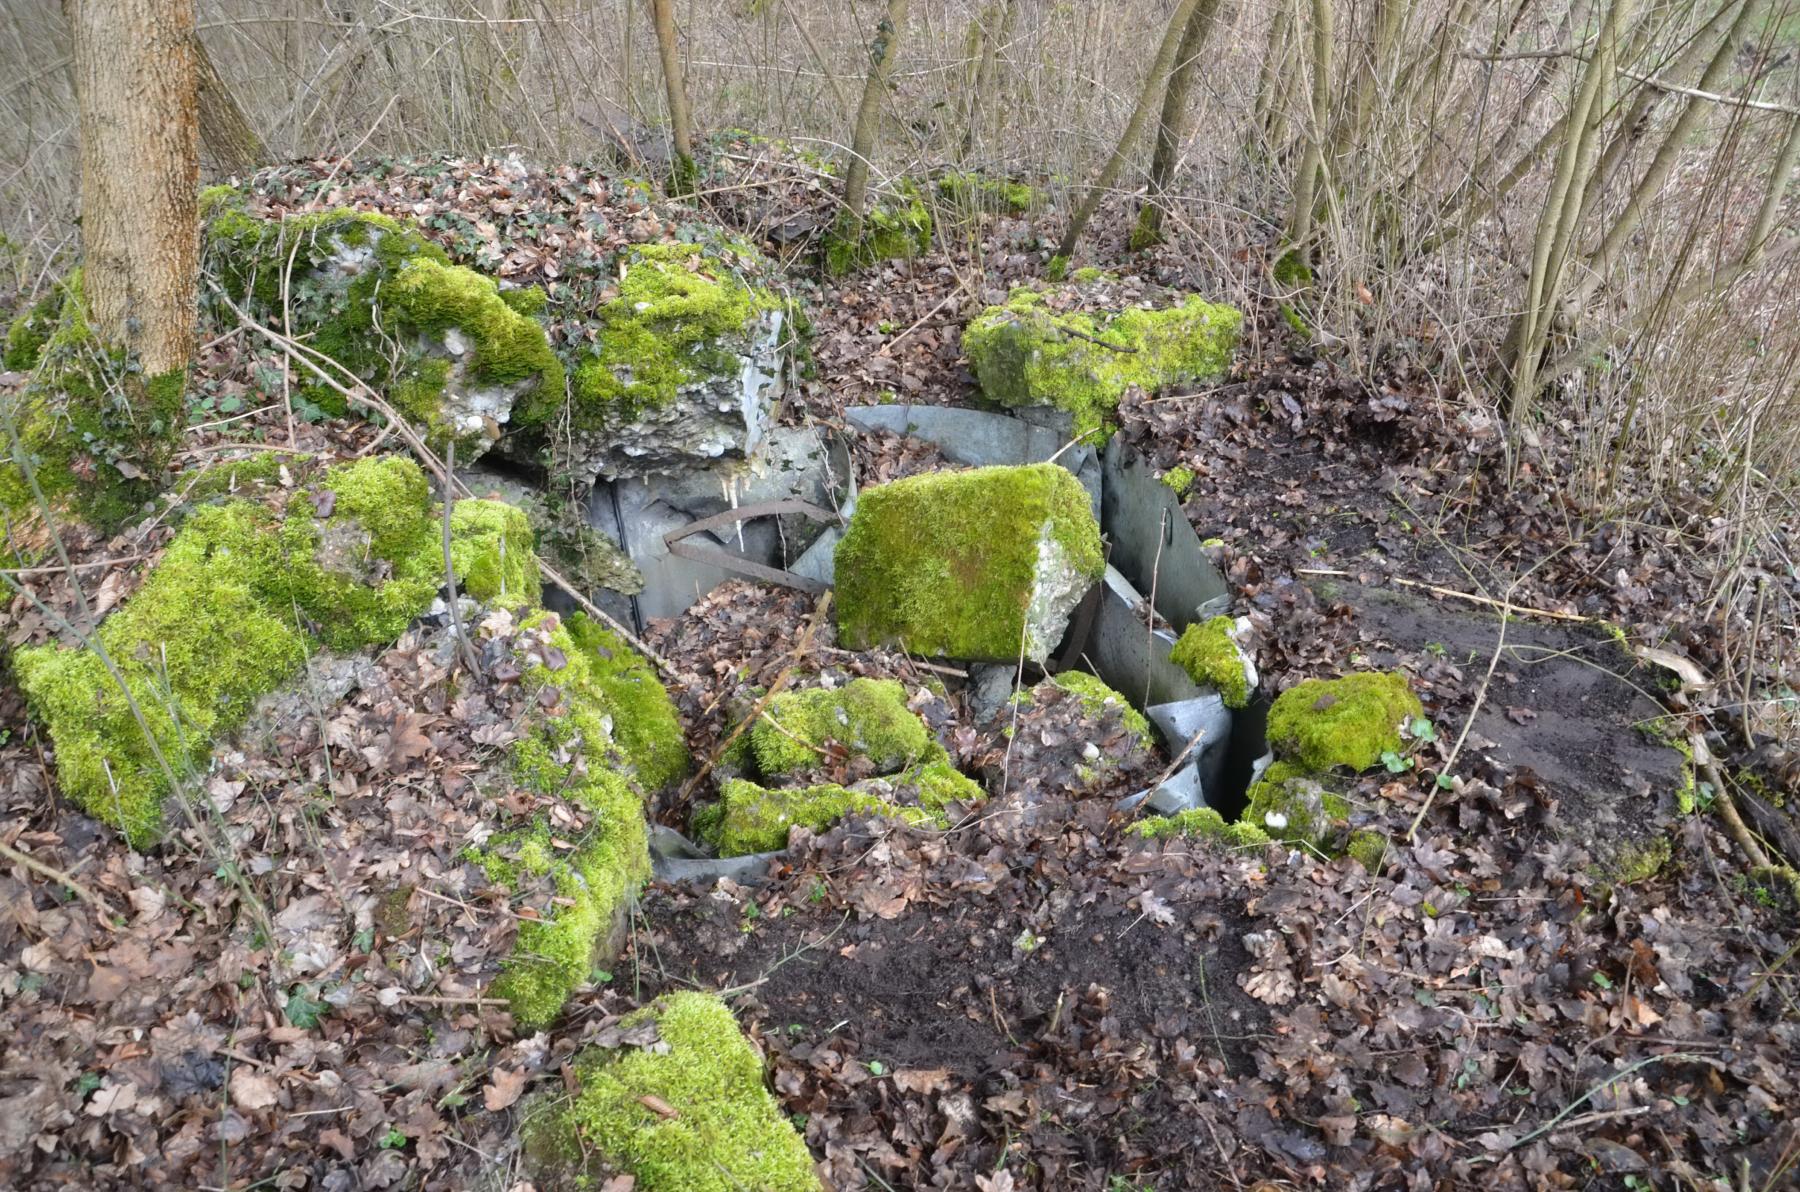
[[7, 178, 1423, 1190]]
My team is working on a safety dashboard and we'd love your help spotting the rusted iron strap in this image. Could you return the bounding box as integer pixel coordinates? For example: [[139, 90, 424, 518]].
[[662, 499, 841, 594]]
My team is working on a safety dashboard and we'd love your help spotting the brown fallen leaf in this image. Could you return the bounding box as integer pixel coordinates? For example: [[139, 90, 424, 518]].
[[638, 1094, 679, 1119], [484, 1065, 529, 1111], [229, 1068, 279, 1111], [893, 1067, 952, 1094]]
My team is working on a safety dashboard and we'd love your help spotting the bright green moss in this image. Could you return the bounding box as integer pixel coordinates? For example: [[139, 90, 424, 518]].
[[750, 678, 934, 777], [936, 172, 1042, 217], [12, 502, 306, 846], [564, 612, 689, 792], [180, 452, 305, 503], [1169, 617, 1251, 709], [834, 463, 1104, 662], [823, 198, 933, 276], [1272, 249, 1313, 289], [1131, 806, 1272, 850], [3, 289, 60, 370], [386, 255, 564, 387], [1161, 465, 1195, 496], [962, 287, 1241, 442], [449, 498, 537, 606], [1266, 672, 1421, 772], [1070, 267, 1108, 283], [279, 456, 443, 651], [557, 241, 778, 427], [522, 992, 819, 1191], [1243, 760, 1351, 849], [1603, 835, 1672, 885], [902, 755, 984, 812], [1346, 830, 1390, 873], [469, 817, 631, 1029], [705, 778, 939, 857], [1049, 670, 1153, 744]]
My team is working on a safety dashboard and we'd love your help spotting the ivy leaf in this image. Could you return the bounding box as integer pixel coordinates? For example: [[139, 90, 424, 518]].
[[1381, 750, 1413, 773], [285, 987, 328, 1030], [1410, 717, 1438, 743]]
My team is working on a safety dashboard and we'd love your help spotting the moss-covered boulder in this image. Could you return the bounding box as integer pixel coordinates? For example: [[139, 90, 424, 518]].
[[835, 463, 1104, 662], [962, 281, 1241, 441], [12, 456, 541, 846], [565, 611, 689, 792], [936, 171, 1043, 217], [701, 778, 940, 857], [522, 992, 820, 1190], [517, 237, 789, 480], [696, 677, 980, 855], [749, 677, 936, 777], [202, 188, 561, 457], [1169, 615, 1257, 709], [1266, 671, 1423, 772]]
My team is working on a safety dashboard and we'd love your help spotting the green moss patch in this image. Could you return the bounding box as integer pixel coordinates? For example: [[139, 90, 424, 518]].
[[936, 171, 1042, 217], [1266, 671, 1422, 772], [14, 456, 544, 846], [3, 288, 60, 371], [1242, 761, 1351, 851], [449, 498, 537, 606], [565, 612, 689, 793], [823, 197, 933, 276], [1131, 806, 1272, 850], [1169, 616, 1252, 709], [1, 272, 187, 531], [522, 992, 819, 1190], [1048, 670, 1153, 745], [835, 463, 1104, 662], [702, 778, 941, 857], [961, 286, 1241, 442], [750, 678, 935, 777], [552, 240, 781, 429]]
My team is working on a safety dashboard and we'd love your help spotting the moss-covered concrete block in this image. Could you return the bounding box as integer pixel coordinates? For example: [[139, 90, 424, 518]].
[[702, 778, 943, 857], [1266, 671, 1422, 772], [522, 992, 819, 1190], [1043, 671, 1154, 745], [448, 498, 537, 606], [565, 611, 689, 793], [522, 238, 788, 480], [962, 283, 1241, 441], [201, 188, 560, 456], [750, 677, 935, 777], [936, 171, 1043, 217], [1242, 760, 1350, 851], [1169, 616, 1256, 709], [835, 463, 1104, 663]]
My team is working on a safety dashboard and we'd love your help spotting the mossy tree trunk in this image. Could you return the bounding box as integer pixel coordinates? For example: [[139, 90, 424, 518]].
[[195, 33, 266, 176], [649, 0, 696, 194], [842, 0, 909, 226], [66, 0, 200, 378], [1129, 0, 1223, 250], [1056, 0, 1207, 265]]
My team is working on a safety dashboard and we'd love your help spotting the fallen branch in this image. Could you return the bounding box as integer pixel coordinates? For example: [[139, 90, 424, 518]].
[[1297, 567, 1590, 622], [0, 838, 121, 928]]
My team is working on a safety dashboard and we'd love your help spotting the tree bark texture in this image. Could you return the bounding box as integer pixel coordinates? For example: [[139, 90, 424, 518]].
[[1131, 0, 1223, 248], [66, 0, 200, 377], [649, 0, 696, 193], [196, 34, 266, 176]]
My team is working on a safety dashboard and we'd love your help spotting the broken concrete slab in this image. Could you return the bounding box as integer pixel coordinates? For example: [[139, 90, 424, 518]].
[[844, 404, 1101, 518], [1102, 438, 1231, 629], [1145, 691, 1233, 798], [586, 480, 783, 626], [1075, 566, 1210, 710]]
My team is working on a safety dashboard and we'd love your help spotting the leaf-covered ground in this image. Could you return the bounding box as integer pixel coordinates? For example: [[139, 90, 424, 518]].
[[2, 150, 1797, 1189]]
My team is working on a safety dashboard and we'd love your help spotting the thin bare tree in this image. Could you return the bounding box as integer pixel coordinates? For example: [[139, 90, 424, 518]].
[[843, 0, 909, 224], [649, 0, 697, 193], [1130, 0, 1224, 249], [1056, 0, 1208, 264]]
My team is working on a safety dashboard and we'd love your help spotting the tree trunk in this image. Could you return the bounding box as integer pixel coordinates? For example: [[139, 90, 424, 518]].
[[843, 0, 909, 223], [1057, 0, 1208, 263], [649, 0, 696, 194], [66, 0, 200, 378], [959, 0, 1017, 161], [1283, 0, 1334, 253], [195, 34, 266, 177], [1130, 0, 1223, 249]]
